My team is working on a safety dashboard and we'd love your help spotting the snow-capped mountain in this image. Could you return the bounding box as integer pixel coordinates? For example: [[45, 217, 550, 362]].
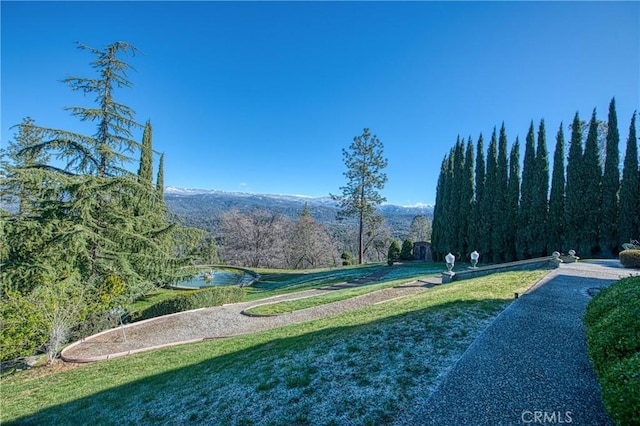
[[164, 187, 433, 238]]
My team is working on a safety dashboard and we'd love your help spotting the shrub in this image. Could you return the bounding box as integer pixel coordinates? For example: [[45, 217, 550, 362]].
[[619, 249, 640, 268], [387, 240, 401, 265], [400, 239, 414, 261], [132, 286, 246, 322], [584, 276, 640, 425]]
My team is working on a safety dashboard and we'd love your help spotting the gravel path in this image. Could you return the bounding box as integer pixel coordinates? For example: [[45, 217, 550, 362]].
[[61, 275, 435, 362], [395, 260, 632, 426]]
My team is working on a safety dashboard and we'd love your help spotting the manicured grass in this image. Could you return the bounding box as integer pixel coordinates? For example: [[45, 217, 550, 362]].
[[245, 278, 414, 316], [584, 276, 640, 426], [1, 269, 548, 425]]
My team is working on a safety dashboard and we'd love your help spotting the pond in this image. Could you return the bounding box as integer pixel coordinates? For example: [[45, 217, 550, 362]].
[[172, 266, 259, 289]]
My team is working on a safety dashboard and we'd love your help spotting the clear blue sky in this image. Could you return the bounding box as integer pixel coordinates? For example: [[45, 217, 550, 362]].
[[2, 1, 639, 206]]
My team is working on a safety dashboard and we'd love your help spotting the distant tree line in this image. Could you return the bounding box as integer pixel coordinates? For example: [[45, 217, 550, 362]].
[[432, 98, 639, 262]]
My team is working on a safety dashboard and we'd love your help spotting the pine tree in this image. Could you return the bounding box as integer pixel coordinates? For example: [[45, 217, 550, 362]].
[[331, 128, 388, 264], [506, 137, 520, 261], [600, 98, 620, 255], [517, 122, 537, 259], [581, 109, 603, 256], [530, 119, 549, 256], [565, 113, 584, 253], [548, 123, 566, 253], [618, 112, 639, 244]]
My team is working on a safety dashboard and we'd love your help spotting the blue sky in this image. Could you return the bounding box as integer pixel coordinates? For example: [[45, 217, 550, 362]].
[[2, 1, 639, 206]]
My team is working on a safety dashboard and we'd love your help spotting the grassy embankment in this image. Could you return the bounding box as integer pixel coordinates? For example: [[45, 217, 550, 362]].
[[2, 268, 548, 425]]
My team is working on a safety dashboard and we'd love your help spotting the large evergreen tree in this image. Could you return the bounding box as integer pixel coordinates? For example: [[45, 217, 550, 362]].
[[506, 137, 520, 261], [138, 120, 154, 186], [517, 122, 537, 259], [331, 128, 388, 264], [471, 134, 489, 255], [431, 156, 449, 260], [600, 98, 620, 255], [491, 124, 509, 262], [548, 123, 566, 253], [565, 113, 584, 253], [459, 137, 475, 258], [581, 109, 603, 256], [484, 129, 498, 261], [530, 119, 549, 256], [1, 41, 201, 301], [618, 112, 639, 244]]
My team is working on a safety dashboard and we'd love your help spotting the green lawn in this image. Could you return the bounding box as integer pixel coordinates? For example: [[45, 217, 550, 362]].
[[1, 269, 548, 425]]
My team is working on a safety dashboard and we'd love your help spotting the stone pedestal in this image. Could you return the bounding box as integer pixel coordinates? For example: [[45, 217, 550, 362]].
[[442, 271, 455, 283]]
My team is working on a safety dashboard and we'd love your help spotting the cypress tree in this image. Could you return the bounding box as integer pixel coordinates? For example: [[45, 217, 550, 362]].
[[581, 109, 603, 256], [506, 137, 520, 261], [470, 134, 487, 255], [517, 122, 537, 259], [156, 152, 165, 206], [548, 123, 566, 253], [491, 124, 509, 262], [484, 129, 498, 262], [565, 113, 584, 253], [530, 119, 549, 256], [442, 150, 456, 257], [431, 156, 449, 260], [600, 98, 620, 255], [451, 137, 465, 255], [618, 112, 639, 244], [138, 120, 154, 186], [459, 137, 475, 258]]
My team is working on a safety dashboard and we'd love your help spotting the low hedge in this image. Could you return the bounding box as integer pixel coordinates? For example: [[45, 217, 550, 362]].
[[131, 286, 246, 322], [619, 249, 640, 268], [584, 276, 640, 425]]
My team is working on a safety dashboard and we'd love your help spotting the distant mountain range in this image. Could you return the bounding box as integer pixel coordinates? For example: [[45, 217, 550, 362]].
[[164, 187, 433, 238]]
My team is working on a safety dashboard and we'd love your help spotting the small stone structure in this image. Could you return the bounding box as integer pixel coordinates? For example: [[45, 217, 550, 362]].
[[413, 241, 432, 261]]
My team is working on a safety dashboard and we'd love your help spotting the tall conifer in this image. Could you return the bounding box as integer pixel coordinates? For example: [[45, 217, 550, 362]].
[[485, 129, 498, 261], [156, 153, 165, 206], [517, 122, 537, 259], [530, 119, 549, 256], [431, 156, 449, 260], [618, 112, 639, 244], [471, 134, 488, 255], [581, 109, 603, 255], [459, 137, 475, 257], [601, 98, 620, 255], [565, 113, 584, 253], [548, 123, 566, 253], [506, 137, 520, 261], [491, 124, 509, 262], [138, 120, 153, 186]]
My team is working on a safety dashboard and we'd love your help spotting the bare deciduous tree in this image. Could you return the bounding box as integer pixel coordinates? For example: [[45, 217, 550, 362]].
[[219, 209, 288, 268]]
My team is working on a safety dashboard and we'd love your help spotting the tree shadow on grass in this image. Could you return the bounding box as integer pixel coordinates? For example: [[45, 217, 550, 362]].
[[4, 298, 512, 425]]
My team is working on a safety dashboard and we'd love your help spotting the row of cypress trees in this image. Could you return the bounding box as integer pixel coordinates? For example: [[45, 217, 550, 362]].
[[432, 98, 639, 263]]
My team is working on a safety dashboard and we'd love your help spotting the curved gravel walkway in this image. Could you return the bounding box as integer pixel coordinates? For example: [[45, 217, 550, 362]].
[[61, 277, 433, 362]]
